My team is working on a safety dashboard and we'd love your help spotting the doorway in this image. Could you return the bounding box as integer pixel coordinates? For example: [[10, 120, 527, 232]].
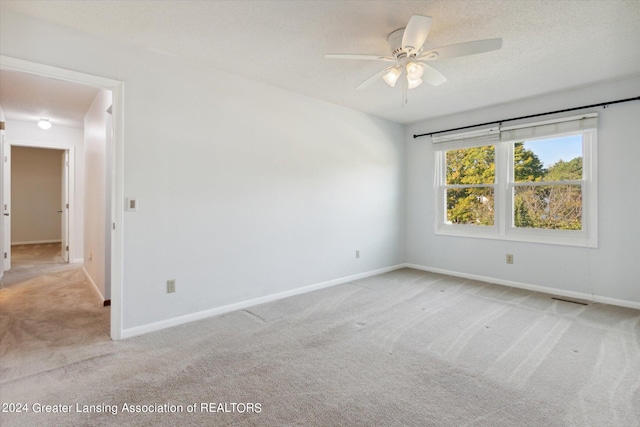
[[3, 146, 71, 285], [0, 55, 124, 340]]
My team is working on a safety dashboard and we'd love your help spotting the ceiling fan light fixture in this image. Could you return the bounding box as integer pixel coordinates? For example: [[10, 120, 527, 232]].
[[407, 78, 423, 89], [324, 15, 503, 100], [37, 118, 52, 130], [406, 62, 424, 80], [382, 67, 401, 87]]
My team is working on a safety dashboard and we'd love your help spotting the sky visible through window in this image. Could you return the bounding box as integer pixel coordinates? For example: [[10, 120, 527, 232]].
[[523, 134, 582, 168]]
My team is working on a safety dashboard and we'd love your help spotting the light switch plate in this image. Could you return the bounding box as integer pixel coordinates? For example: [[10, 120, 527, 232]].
[[126, 197, 138, 212]]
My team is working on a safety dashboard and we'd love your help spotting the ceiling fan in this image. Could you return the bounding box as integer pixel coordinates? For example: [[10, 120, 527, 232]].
[[325, 15, 502, 102]]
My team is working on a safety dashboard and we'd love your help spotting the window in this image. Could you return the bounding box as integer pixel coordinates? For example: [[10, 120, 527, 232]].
[[434, 114, 597, 247], [512, 136, 583, 230], [445, 145, 496, 226]]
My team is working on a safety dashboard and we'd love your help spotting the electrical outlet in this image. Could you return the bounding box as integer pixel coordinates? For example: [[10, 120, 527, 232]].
[[356, 250, 360, 259], [167, 279, 176, 293], [506, 254, 514, 264]]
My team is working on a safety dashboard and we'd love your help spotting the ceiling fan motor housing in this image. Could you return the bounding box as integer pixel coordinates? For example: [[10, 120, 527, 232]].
[[387, 28, 408, 59]]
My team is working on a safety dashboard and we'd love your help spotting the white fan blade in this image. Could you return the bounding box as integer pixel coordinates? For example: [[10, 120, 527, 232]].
[[356, 66, 395, 89], [419, 38, 502, 61], [325, 54, 395, 62], [420, 63, 447, 86], [402, 15, 432, 53]]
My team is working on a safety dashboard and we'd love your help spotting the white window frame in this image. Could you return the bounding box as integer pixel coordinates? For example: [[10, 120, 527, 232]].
[[434, 115, 598, 248], [435, 140, 501, 238]]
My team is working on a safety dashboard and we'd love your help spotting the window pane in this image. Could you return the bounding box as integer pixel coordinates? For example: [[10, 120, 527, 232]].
[[446, 145, 495, 185], [513, 185, 582, 230], [447, 187, 494, 226], [514, 135, 582, 182]]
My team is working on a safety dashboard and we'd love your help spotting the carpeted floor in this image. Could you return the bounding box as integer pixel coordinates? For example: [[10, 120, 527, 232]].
[[10, 243, 64, 264], [1, 267, 639, 426], [2, 243, 69, 288]]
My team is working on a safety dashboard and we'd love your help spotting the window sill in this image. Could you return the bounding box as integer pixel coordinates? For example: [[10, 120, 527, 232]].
[[435, 225, 597, 248]]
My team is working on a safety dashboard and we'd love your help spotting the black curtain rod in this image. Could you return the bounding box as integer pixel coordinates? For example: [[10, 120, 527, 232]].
[[413, 96, 640, 139]]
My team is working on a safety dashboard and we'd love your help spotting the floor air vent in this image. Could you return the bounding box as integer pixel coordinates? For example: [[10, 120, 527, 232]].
[[551, 297, 589, 306]]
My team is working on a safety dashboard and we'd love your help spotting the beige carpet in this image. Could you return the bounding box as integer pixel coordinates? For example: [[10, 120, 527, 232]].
[[2, 243, 69, 288], [10, 243, 64, 264], [1, 267, 639, 426]]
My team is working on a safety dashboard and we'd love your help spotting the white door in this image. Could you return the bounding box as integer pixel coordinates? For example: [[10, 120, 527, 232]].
[[2, 136, 10, 272], [61, 150, 69, 263]]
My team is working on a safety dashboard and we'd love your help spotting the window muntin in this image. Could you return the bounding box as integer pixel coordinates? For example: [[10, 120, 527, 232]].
[[435, 124, 597, 247]]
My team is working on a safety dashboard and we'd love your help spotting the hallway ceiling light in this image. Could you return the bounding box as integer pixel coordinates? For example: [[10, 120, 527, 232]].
[[37, 118, 52, 130]]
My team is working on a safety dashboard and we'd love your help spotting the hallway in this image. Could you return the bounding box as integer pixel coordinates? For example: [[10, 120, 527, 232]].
[[0, 243, 110, 380], [1, 243, 70, 288], [0, 266, 111, 380]]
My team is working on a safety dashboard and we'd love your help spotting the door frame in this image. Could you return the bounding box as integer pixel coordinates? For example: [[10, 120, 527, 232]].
[[5, 145, 73, 263], [1, 131, 9, 275], [0, 55, 125, 340], [61, 150, 69, 263]]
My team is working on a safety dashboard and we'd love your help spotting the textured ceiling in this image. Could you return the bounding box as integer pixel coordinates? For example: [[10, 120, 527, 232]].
[[1, 0, 639, 125]]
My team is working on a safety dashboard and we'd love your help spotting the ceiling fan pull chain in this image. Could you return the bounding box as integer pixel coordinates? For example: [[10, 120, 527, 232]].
[[402, 72, 408, 107]]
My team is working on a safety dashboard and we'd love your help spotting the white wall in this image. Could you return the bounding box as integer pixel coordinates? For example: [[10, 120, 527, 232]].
[[3, 120, 84, 262], [11, 146, 63, 244], [0, 10, 406, 333], [84, 89, 112, 299], [406, 76, 640, 306]]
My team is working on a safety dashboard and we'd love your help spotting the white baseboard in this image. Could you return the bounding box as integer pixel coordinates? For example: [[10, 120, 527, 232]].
[[81, 266, 105, 304], [121, 264, 405, 339], [11, 239, 62, 245], [402, 263, 640, 311], [119, 262, 638, 340]]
